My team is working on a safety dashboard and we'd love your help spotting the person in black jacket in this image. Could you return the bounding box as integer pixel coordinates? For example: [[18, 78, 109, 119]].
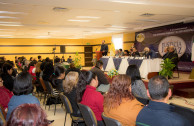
[[90, 60, 109, 86], [1, 63, 14, 91], [163, 46, 178, 66], [131, 47, 140, 57]]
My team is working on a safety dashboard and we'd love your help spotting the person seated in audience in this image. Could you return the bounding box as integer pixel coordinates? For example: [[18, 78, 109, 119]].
[[124, 50, 130, 56], [38, 55, 42, 62], [28, 60, 38, 81], [0, 74, 13, 111], [35, 62, 44, 93], [136, 75, 191, 126], [131, 47, 140, 57], [163, 46, 178, 66], [42, 60, 54, 81], [91, 60, 109, 86], [77, 71, 104, 126], [162, 46, 169, 59], [61, 56, 65, 62], [6, 71, 40, 120], [115, 50, 119, 56], [6, 60, 17, 77], [104, 75, 144, 126], [1, 63, 14, 91], [143, 47, 156, 59], [119, 49, 124, 56], [126, 65, 148, 99], [67, 56, 72, 63], [54, 57, 62, 69], [40, 57, 50, 72], [63, 72, 82, 117], [30, 57, 33, 61], [51, 66, 66, 93], [65, 63, 81, 76], [7, 104, 51, 126]]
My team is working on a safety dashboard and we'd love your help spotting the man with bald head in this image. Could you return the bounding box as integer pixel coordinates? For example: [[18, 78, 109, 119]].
[[143, 47, 156, 59], [163, 46, 178, 66]]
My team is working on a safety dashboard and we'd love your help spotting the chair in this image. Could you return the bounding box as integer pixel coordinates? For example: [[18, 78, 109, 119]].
[[78, 103, 97, 126], [102, 112, 122, 126], [39, 78, 48, 105], [170, 103, 194, 125], [59, 94, 84, 126], [0, 107, 5, 126], [173, 65, 179, 78], [44, 80, 60, 115]]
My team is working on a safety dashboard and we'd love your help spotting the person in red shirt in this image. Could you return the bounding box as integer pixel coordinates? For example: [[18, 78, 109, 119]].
[[0, 74, 13, 111], [77, 71, 104, 126], [28, 60, 37, 81]]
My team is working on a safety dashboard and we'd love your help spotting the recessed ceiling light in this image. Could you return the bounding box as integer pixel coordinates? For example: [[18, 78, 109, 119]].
[[0, 16, 18, 19], [76, 16, 100, 19], [68, 19, 90, 22], [140, 13, 155, 17], [53, 7, 68, 12]]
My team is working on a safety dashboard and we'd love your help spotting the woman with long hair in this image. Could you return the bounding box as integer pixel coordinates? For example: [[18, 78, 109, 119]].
[[51, 66, 66, 92], [77, 71, 104, 126], [104, 75, 144, 126], [126, 65, 148, 99], [63, 72, 81, 117]]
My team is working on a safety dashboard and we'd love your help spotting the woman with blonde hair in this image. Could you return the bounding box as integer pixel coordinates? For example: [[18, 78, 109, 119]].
[[63, 72, 81, 117], [104, 75, 144, 126]]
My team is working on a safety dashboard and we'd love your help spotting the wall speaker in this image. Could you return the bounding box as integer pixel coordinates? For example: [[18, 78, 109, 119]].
[[60, 46, 65, 53]]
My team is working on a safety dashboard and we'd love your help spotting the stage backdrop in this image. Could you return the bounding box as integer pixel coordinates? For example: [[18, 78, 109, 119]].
[[135, 23, 194, 62]]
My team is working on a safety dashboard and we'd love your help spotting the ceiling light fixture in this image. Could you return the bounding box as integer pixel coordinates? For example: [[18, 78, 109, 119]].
[[68, 19, 90, 22], [112, 0, 146, 5], [76, 16, 100, 19], [0, 11, 24, 14], [0, 16, 18, 19]]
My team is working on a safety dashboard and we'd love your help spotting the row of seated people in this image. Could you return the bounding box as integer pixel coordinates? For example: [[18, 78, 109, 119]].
[[0, 57, 192, 126]]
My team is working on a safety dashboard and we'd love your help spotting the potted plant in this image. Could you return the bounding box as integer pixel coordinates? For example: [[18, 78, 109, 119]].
[[159, 58, 175, 79], [73, 52, 82, 69]]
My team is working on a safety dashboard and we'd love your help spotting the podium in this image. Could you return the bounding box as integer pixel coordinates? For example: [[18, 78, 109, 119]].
[[96, 51, 102, 60]]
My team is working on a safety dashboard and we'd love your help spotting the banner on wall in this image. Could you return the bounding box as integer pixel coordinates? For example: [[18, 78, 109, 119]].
[[135, 23, 194, 61]]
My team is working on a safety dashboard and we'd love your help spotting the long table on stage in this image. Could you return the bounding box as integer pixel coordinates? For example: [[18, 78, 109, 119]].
[[100, 57, 162, 79]]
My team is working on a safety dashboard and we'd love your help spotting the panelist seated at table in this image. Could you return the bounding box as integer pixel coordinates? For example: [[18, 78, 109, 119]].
[[91, 60, 109, 86], [143, 47, 156, 59], [115, 50, 120, 57], [131, 47, 140, 57], [136, 76, 191, 126], [163, 46, 178, 66], [118, 49, 124, 56], [124, 50, 130, 56]]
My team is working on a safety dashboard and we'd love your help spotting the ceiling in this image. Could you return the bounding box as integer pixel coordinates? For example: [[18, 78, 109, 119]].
[[0, 0, 194, 39]]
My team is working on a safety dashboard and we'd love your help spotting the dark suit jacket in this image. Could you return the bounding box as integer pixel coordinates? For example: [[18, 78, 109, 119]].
[[164, 51, 178, 65], [90, 66, 109, 86]]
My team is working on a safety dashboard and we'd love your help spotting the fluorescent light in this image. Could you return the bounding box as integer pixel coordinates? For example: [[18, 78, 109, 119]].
[[76, 16, 100, 19], [107, 28, 125, 31], [68, 19, 90, 22], [0, 35, 12, 36], [0, 11, 24, 14], [111, 0, 146, 5], [0, 24, 23, 26], [0, 16, 18, 19]]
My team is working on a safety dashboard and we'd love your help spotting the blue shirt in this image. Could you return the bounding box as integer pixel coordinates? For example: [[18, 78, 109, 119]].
[[6, 94, 40, 120], [136, 101, 191, 126]]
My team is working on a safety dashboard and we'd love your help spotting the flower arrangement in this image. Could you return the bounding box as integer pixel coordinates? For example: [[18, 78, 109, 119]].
[[107, 69, 119, 78], [73, 52, 82, 69]]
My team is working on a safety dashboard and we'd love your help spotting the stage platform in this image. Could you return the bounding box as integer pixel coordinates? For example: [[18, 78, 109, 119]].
[[143, 72, 194, 98]]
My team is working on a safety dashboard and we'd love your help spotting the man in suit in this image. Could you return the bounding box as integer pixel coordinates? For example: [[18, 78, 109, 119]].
[[163, 46, 178, 66], [136, 75, 191, 126], [100, 40, 108, 56], [143, 47, 156, 59]]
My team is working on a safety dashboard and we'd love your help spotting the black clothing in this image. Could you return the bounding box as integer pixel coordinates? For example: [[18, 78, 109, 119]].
[[163, 51, 178, 65], [162, 52, 169, 59], [132, 51, 140, 57], [64, 88, 82, 117], [53, 79, 64, 93], [100, 44, 108, 56], [42, 62, 54, 81], [1, 73, 14, 91], [65, 67, 81, 76], [90, 66, 109, 86]]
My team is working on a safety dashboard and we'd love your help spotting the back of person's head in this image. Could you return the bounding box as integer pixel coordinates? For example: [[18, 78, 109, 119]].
[[96, 60, 103, 68], [69, 56, 71, 58], [2, 63, 13, 74], [54, 66, 65, 77], [126, 65, 141, 83], [35, 62, 42, 73], [38, 56, 41, 59], [76, 71, 97, 102], [45, 57, 50, 62], [7, 104, 50, 126], [148, 75, 169, 100], [70, 63, 75, 68], [55, 57, 60, 63], [63, 72, 79, 93], [119, 49, 122, 52], [13, 71, 33, 95], [104, 75, 133, 111], [29, 60, 37, 67]]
